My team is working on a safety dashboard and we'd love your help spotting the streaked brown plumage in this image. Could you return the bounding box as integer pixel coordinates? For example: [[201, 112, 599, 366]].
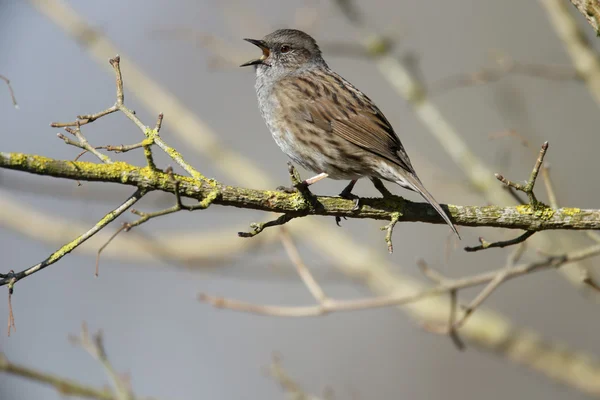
[[241, 29, 459, 238]]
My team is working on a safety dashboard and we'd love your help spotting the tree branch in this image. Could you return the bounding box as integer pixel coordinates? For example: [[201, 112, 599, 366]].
[[0, 152, 598, 239], [0, 189, 145, 286], [0, 353, 117, 400], [198, 242, 600, 317], [566, 0, 600, 34]]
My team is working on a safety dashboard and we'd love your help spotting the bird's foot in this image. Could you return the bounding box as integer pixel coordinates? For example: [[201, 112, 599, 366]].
[[277, 163, 322, 210], [370, 177, 394, 198], [275, 185, 299, 194], [339, 191, 360, 211], [335, 179, 360, 227], [338, 179, 360, 211]]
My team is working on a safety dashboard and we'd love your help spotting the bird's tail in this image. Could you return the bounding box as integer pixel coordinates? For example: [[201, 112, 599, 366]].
[[399, 173, 460, 239]]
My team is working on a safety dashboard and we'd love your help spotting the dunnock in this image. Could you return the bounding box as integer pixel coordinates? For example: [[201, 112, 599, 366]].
[[241, 29, 459, 238]]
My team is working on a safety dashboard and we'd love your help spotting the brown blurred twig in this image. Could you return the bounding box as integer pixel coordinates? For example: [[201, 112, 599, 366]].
[[199, 241, 600, 317], [0, 352, 117, 400], [267, 353, 326, 400], [0, 74, 19, 108], [69, 324, 134, 400], [429, 56, 579, 95]]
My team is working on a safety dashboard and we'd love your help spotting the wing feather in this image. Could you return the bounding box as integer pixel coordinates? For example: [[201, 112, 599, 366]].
[[277, 71, 415, 174]]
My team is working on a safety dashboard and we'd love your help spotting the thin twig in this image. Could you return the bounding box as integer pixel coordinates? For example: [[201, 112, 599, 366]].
[[280, 228, 328, 303], [94, 168, 217, 270], [99, 142, 146, 153], [51, 106, 119, 128], [0, 353, 117, 400], [489, 129, 531, 148], [69, 323, 134, 400], [429, 58, 579, 95], [0, 190, 145, 288], [7, 276, 16, 336], [495, 142, 549, 205], [464, 231, 535, 252], [465, 142, 549, 251], [448, 290, 465, 350], [0, 74, 19, 108], [64, 126, 113, 164], [380, 213, 401, 254], [267, 354, 324, 400], [238, 214, 298, 238], [422, 289, 466, 350], [199, 242, 600, 317], [541, 164, 558, 209], [453, 269, 510, 329], [417, 259, 447, 284], [95, 223, 130, 277]]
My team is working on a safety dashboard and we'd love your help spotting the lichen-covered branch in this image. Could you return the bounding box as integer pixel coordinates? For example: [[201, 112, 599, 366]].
[[0, 188, 145, 287], [566, 0, 600, 34], [0, 353, 117, 400], [0, 151, 598, 237]]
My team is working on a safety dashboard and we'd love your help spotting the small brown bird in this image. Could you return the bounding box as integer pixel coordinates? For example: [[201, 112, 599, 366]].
[[241, 29, 459, 237]]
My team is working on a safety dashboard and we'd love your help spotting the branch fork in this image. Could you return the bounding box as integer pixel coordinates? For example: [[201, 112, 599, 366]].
[[465, 142, 550, 252]]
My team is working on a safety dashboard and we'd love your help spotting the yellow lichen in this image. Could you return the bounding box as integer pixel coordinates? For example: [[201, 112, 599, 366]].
[[535, 207, 555, 220], [515, 204, 554, 220], [561, 207, 581, 216], [516, 204, 533, 215]]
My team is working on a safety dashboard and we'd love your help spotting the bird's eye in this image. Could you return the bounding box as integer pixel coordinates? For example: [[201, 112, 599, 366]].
[[280, 45, 291, 53]]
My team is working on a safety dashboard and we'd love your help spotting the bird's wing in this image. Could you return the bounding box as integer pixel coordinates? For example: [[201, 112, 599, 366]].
[[276, 71, 416, 174]]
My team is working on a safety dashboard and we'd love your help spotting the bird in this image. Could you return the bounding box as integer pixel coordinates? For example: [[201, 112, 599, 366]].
[[241, 29, 459, 238]]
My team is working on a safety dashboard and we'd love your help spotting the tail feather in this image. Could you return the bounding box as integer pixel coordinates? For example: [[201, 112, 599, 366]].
[[401, 174, 460, 239]]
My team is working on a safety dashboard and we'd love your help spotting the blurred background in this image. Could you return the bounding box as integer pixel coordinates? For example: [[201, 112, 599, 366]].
[[1, 0, 600, 399]]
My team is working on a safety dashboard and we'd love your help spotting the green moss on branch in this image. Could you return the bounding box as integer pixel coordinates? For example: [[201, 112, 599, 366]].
[[2, 151, 600, 230]]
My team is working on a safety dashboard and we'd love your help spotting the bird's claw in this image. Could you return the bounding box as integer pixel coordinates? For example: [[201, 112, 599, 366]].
[[277, 182, 321, 210], [276, 185, 298, 194], [335, 216, 347, 227], [339, 191, 360, 211]]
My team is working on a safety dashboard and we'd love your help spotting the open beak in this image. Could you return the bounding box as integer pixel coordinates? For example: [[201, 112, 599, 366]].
[[240, 38, 270, 67]]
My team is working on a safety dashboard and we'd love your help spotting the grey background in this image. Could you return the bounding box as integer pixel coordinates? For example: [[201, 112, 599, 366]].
[[1, 0, 600, 399]]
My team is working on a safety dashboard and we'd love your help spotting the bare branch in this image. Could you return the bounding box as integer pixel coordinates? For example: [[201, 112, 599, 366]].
[[495, 142, 549, 205], [541, 164, 559, 209], [238, 214, 298, 238], [69, 323, 133, 400], [464, 231, 535, 252], [0, 353, 117, 400], [429, 57, 579, 95], [199, 242, 600, 317], [64, 125, 113, 164], [464, 142, 549, 251], [7, 278, 15, 336], [380, 212, 401, 254], [267, 354, 325, 400], [0, 189, 145, 288], [0, 74, 19, 108], [280, 228, 328, 303]]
